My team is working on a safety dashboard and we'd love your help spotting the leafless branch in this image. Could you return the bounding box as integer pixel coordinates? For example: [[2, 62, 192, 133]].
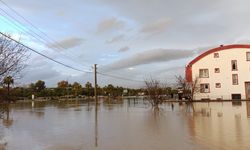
[[0, 34, 28, 82], [144, 77, 165, 108]]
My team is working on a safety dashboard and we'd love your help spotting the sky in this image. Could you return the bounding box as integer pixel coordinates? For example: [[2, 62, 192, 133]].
[[1, 0, 250, 88]]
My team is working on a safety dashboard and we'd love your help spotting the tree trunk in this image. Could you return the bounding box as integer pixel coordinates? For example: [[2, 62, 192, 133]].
[[7, 83, 10, 96]]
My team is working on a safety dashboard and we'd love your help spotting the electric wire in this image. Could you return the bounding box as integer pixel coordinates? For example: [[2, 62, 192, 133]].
[[0, 1, 168, 84], [0, 14, 144, 82], [0, 1, 91, 70], [0, 32, 92, 73]]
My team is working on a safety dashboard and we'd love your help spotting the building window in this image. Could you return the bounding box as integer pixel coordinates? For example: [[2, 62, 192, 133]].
[[200, 84, 210, 93], [214, 53, 219, 58], [231, 60, 237, 71], [199, 69, 209, 78], [246, 52, 250, 61], [215, 68, 220, 73], [232, 74, 238, 85], [215, 83, 221, 88]]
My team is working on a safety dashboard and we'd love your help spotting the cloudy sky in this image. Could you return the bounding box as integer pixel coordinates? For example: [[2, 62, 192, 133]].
[[1, 0, 250, 87]]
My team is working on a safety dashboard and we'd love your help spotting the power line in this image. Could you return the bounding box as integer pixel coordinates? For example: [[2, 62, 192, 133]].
[[0, 6, 59, 47], [0, 10, 144, 83], [0, 7, 91, 70], [0, 0, 58, 41], [0, 13, 91, 72], [0, 0, 77, 53], [0, 32, 92, 73], [0, 1, 171, 85], [0, 1, 91, 70]]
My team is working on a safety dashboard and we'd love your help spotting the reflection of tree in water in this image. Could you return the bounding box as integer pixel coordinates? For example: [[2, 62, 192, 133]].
[[0, 131, 7, 150], [144, 107, 167, 135], [84, 98, 92, 111], [179, 102, 214, 118], [0, 104, 14, 128], [182, 102, 197, 139], [0, 106, 4, 119], [56, 100, 82, 109], [127, 98, 150, 109], [183, 102, 196, 114], [29, 109, 45, 119], [103, 97, 123, 111], [66, 100, 83, 112], [0, 104, 13, 150], [185, 102, 213, 117]]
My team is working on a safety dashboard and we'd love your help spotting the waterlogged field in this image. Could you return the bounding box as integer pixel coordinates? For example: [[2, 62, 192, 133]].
[[0, 99, 250, 150]]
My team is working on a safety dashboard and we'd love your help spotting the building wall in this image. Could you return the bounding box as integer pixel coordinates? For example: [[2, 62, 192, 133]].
[[191, 47, 250, 100]]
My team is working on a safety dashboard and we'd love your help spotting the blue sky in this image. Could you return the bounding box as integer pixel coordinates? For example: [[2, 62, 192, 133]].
[[1, 0, 250, 87]]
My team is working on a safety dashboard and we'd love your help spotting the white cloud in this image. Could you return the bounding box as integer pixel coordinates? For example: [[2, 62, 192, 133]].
[[47, 37, 84, 50], [96, 17, 125, 33], [118, 46, 130, 52], [106, 34, 125, 43], [102, 48, 194, 71], [6, 0, 250, 87], [140, 18, 171, 34]]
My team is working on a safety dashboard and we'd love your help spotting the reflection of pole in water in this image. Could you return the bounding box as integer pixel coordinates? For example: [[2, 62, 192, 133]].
[[171, 103, 174, 111], [87, 98, 90, 111], [32, 101, 34, 108], [5, 104, 9, 121], [94, 64, 98, 147], [95, 104, 98, 147]]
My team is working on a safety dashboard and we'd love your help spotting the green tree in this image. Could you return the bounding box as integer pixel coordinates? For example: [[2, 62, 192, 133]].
[[35, 80, 46, 92], [57, 80, 69, 88], [72, 82, 82, 96], [3, 76, 14, 96], [115, 86, 124, 96], [57, 80, 70, 96], [104, 84, 115, 96], [84, 82, 94, 97]]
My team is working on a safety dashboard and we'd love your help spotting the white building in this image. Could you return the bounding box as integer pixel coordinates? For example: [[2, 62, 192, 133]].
[[186, 44, 250, 100]]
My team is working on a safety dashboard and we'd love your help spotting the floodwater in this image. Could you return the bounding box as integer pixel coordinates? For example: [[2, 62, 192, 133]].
[[0, 99, 250, 150]]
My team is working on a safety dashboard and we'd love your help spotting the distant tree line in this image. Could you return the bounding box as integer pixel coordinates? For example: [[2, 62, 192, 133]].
[[0, 78, 180, 102], [0, 80, 139, 101]]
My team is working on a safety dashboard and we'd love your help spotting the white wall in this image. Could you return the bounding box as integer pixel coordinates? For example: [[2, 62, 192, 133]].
[[192, 48, 250, 100]]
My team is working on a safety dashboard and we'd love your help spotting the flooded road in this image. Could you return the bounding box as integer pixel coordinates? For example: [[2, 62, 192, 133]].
[[0, 100, 250, 150]]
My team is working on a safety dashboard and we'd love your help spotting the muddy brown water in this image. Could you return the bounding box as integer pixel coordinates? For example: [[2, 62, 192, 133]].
[[0, 100, 250, 150]]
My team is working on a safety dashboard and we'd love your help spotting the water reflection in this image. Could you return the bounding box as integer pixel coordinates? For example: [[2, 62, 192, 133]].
[[0, 104, 12, 150], [95, 98, 98, 147], [247, 101, 250, 118], [0, 104, 13, 128], [0, 100, 250, 150], [232, 101, 242, 106]]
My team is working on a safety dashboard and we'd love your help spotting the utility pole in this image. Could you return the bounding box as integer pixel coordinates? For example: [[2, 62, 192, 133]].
[[94, 64, 98, 105], [94, 64, 98, 147]]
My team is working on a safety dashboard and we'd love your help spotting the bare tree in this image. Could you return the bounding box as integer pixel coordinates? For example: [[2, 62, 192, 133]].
[[0, 34, 28, 83], [175, 75, 200, 101], [144, 78, 165, 109], [189, 77, 200, 101], [175, 75, 190, 98]]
